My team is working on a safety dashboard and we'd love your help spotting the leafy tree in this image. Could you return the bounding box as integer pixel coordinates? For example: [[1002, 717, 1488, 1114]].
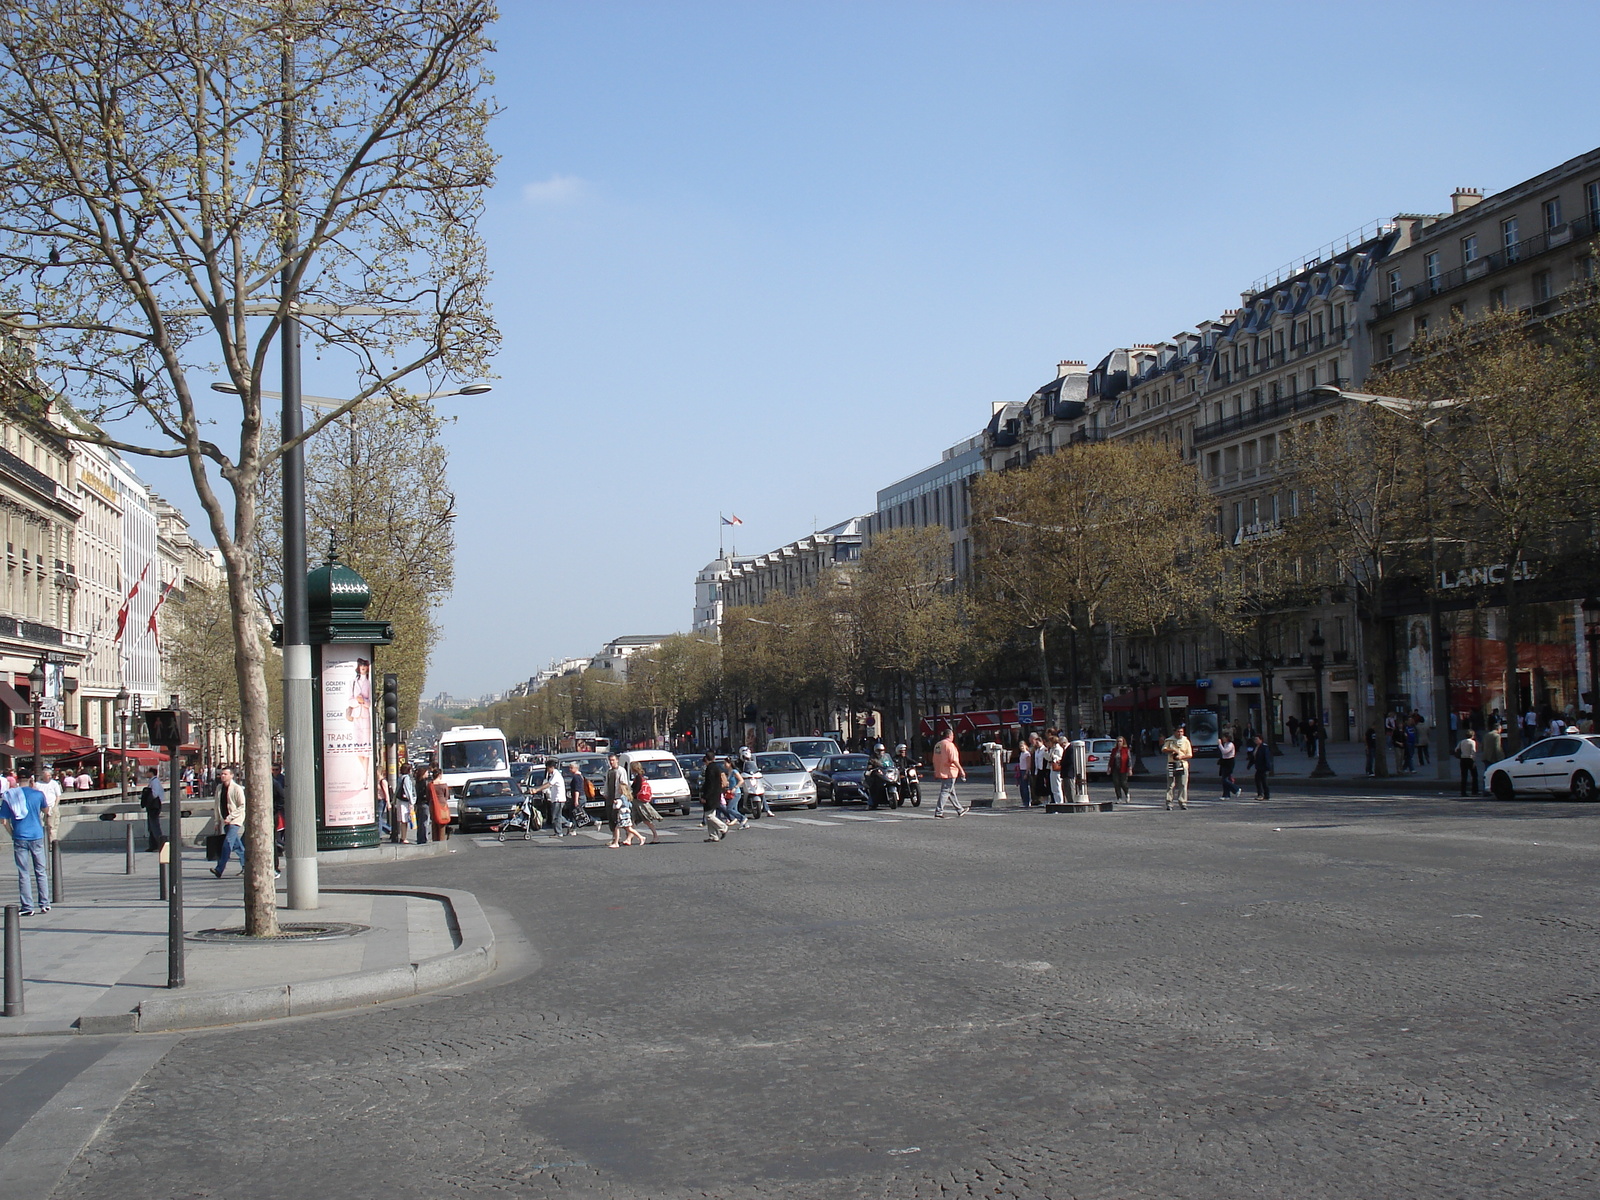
[[1372, 306, 1600, 749], [0, 1, 496, 933]]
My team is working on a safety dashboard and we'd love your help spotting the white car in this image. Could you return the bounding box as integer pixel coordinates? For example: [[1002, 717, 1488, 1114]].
[[1084, 738, 1115, 779], [752, 752, 819, 810], [1482, 734, 1600, 802], [766, 737, 843, 773], [616, 750, 694, 816]]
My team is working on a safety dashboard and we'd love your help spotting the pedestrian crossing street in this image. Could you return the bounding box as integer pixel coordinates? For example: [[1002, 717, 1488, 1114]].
[[470, 792, 1415, 848]]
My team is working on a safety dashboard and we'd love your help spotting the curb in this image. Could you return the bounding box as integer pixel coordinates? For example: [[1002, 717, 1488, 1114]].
[[77, 884, 496, 1035], [317, 839, 455, 865]]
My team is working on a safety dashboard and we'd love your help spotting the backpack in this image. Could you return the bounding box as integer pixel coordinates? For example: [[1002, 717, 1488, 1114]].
[[637, 778, 652, 803]]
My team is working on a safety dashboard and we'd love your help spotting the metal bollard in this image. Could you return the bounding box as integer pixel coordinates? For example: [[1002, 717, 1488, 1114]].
[[158, 862, 169, 902], [126, 824, 136, 874], [3, 905, 21, 1017], [50, 840, 63, 904]]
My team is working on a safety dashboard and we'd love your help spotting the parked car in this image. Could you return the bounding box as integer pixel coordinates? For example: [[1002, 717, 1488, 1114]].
[[617, 749, 694, 815], [1483, 735, 1600, 801], [813, 753, 873, 804], [1085, 738, 1115, 779], [456, 777, 523, 832], [766, 737, 843, 772], [752, 752, 818, 810]]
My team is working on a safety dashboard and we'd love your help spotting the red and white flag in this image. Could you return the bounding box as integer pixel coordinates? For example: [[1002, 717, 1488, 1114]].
[[146, 578, 176, 646], [114, 561, 150, 643], [721, 514, 743, 526]]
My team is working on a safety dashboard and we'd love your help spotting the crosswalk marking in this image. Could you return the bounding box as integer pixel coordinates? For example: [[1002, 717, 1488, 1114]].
[[830, 812, 898, 822], [779, 817, 844, 826]]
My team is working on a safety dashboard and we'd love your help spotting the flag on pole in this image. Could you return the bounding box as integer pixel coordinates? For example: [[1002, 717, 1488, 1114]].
[[114, 561, 150, 642], [146, 578, 176, 646], [721, 514, 743, 526]]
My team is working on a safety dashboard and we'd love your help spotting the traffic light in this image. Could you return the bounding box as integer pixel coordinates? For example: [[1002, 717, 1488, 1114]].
[[142, 708, 189, 748], [383, 673, 400, 746]]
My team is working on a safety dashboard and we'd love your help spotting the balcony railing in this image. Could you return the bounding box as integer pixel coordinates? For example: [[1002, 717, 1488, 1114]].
[[1374, 210, 1600, 317], [1193, 383, 1344, 445]]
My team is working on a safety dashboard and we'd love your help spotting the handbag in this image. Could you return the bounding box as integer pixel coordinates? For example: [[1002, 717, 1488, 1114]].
[[205, 833, 224, 861]]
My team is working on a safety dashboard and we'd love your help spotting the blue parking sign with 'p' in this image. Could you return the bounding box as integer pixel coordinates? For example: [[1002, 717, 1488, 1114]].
[[1017, 701, 1034, 725]]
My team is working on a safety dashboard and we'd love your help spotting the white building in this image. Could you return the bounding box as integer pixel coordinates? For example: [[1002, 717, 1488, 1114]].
[[590, 635, 671, 681], [692, 554, 753, 634]]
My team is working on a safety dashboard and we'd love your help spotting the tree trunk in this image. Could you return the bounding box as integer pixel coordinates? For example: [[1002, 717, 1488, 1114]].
[[1035, 625, 1054, 733], [1503, 566, 1522, 753], [1366, 582, 1391, 777]]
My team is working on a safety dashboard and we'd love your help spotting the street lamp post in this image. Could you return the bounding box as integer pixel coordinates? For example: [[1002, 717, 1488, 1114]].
[[115, 686, 129, 808], [210, 380, 489, 910], [27, 661, 44, 777], [1260, 656, 1280, 755], [1308, 627, 1335, 777]]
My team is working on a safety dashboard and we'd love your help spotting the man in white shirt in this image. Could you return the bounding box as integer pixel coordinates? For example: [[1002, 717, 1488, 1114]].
[[37, 764, 63, 845], [1455, 731, 1480, 796]]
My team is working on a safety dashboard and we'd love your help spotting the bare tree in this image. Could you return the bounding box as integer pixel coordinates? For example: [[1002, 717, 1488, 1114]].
[[0, 1, 497, 933]]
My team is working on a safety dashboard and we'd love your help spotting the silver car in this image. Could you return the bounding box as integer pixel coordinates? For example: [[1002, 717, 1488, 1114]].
[[752, 752, 819, 810]]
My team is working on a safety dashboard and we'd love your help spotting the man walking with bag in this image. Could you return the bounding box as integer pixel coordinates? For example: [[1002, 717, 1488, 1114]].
[[1161, 724, 1193, 810]]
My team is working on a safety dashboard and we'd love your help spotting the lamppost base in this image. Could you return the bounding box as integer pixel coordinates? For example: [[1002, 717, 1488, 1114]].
[[1311, 761, 1336, 777]]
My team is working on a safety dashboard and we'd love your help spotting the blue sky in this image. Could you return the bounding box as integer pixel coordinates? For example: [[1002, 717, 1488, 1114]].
[[144, 1, 1600, 696]]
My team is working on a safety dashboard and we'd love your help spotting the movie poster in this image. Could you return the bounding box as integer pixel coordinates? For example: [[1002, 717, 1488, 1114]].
[[321, 644, 374, 827]]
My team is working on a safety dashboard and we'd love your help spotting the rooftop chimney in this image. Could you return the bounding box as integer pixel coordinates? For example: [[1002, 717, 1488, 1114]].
[[1451, 187, 1483, 215], [1057, 360, 1086, 377]]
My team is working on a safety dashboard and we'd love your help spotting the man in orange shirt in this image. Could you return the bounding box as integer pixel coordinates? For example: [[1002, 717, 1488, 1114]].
[[931, 726, 967, 819]]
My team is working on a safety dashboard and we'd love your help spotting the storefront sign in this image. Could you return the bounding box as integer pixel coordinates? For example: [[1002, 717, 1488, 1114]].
[[1439, 561, 1536, 590], [320, 644, 375, 828], [1195, 678, 1212, 688], [1232, 677, 1261, 688]]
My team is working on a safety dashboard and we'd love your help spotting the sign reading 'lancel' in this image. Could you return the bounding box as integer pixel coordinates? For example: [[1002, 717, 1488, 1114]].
[[1438, 561, 1536, 590]]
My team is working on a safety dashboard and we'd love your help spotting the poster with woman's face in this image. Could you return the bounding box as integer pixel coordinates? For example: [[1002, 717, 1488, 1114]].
[[322, 645, 374, 828]]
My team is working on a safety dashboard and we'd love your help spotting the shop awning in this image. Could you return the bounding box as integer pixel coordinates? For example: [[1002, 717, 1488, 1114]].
[[0, 725, 98, 756], [107, 747, 171, 765], [0, 682, 29, 714], [1103, 684, 1210, 712]]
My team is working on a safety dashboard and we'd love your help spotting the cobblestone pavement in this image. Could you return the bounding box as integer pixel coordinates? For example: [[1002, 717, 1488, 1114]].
[[51, 788, 1600, 1199]]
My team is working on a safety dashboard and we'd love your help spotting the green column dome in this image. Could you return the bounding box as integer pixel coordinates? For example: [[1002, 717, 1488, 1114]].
[[306, 550, 372, 617]]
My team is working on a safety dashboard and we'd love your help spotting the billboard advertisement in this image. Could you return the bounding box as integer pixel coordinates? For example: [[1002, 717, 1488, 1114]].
[[321, 644, 375, 828]]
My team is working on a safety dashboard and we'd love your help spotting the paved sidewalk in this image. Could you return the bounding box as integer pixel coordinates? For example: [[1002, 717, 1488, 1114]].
[[0, 845, 494, 1037]]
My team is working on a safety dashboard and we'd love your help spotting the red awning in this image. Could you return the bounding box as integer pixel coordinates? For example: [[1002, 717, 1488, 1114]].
[[107, 747, 171, 765], [1103, 684, 1210, 712], [0, 725, 98, 756]]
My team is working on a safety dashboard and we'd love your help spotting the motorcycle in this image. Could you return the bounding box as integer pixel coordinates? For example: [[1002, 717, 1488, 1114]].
[[899, 763, 922, 807]]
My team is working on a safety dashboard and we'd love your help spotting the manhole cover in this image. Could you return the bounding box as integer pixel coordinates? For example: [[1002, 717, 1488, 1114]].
[[188, 922, 370, 943]]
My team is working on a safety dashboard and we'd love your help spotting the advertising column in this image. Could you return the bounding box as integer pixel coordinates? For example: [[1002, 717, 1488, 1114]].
[[320, 645, 376, 835]]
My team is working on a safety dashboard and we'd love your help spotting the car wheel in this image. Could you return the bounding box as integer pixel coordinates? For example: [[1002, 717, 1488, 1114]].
[[1490, 772, 1515, 801], [808, 800, 818, 809], [1572, 771, 1596, 802]]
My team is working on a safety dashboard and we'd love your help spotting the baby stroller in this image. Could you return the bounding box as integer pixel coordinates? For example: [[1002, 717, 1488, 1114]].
[[497, 793, 543, 841]]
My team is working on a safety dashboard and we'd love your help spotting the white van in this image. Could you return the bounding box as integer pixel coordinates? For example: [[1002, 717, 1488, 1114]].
[[616, 749, 693, 816], [437, 725, 511, 815], [766, 736, 843, 773]]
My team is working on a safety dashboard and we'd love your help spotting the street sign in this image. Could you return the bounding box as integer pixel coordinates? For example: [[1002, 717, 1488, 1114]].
[[1017, 701, 1034, 725]]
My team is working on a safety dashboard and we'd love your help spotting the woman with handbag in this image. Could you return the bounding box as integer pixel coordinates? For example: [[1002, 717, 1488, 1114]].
[[427, 768, 452, 841], [1108, 736, 1133, 803], [629, 761, 662, 844]]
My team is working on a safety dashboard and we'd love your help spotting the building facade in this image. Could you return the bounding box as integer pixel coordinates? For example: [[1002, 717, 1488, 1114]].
[[721, 517, 865, 610], [866, 433, 985, 580]]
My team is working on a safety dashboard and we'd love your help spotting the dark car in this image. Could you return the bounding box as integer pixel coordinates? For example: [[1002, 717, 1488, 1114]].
[[678, 754, 736, 802], [813, 754, 873, 804], [552, 753, 611, 817], [456, 777, 522, 831]]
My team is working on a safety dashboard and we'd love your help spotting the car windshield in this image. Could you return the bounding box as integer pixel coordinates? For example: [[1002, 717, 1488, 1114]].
[[560, 756, 608, 779], [440, 738, 508, 773], [829, 755, 870, 771], [676, 756, 702, 770], [523, 766, 548, 787], [786, 740, 839, 759], [756, 753, 805, 773], [465, 780, 515, 798], [632, 759, 683, 780]]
